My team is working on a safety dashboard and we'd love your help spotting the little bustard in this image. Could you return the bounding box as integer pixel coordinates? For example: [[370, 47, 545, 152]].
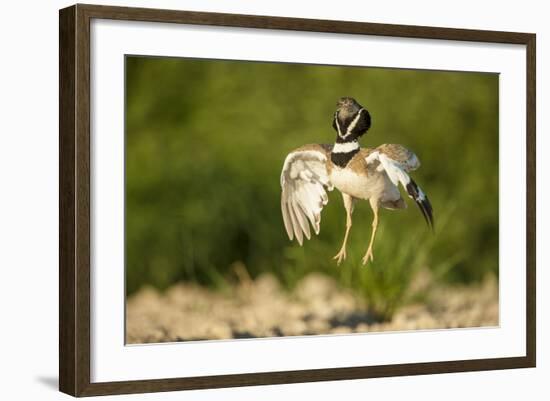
[[280, 97, 433, 265]]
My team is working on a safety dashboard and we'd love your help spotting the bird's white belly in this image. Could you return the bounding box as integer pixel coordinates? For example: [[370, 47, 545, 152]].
[[329, 167, 374, 200], [329, 167, 401, 201]]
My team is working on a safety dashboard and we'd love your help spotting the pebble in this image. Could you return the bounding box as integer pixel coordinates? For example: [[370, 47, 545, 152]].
[[126, 273, 499, 343]]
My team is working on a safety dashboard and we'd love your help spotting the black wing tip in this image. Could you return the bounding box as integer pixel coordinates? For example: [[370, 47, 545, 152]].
[[406, 179, 434, 232], [421, 196, 435, 232]]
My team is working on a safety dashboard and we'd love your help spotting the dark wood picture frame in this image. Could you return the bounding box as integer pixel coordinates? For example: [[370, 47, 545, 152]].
[[59, 3, 536, 397]]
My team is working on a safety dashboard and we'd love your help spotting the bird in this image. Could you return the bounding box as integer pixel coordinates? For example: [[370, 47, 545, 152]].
[[280, 97, 433, 265]]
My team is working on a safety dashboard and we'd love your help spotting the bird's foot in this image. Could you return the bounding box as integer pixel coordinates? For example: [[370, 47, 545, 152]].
[[333, 248, 347, 265], [362, 248, 374, 265]]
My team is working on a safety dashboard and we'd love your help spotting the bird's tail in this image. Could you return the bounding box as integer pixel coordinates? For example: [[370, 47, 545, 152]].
[[405, 178, 434, 230]]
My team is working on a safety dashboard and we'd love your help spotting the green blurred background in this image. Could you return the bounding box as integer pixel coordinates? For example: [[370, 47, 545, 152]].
[[125, 56, 499, 319]]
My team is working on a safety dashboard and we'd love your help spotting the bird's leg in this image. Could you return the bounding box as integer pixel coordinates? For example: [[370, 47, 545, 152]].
[[333, 193, 354, 265], [362, 199, 379, 265]]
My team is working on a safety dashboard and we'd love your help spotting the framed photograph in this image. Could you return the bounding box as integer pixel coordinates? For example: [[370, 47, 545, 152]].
[[59, 4, 536, 397]]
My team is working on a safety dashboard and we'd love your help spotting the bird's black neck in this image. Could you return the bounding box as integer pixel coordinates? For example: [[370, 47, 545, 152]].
[[332, 108, 371, 143], [330, 107, 371, 168], [330, 140, 360, 168]]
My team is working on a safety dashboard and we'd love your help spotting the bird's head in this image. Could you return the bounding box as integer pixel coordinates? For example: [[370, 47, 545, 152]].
[[333, 97, 371, 142]]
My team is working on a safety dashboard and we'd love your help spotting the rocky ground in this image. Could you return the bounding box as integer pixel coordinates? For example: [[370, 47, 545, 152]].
[[126, 272, 498, 344]]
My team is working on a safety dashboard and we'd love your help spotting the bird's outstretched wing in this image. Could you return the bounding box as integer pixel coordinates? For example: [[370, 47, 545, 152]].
[[366, 144, 434, 229], [280, 144, 334, 245]]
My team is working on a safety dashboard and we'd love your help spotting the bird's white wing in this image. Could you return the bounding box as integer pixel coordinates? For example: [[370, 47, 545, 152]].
[[280, 144, 334, 245], [366, 144, 434, 228]]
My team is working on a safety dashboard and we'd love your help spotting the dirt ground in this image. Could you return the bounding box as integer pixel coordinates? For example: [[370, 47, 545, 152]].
[[126, 272, 498, 344]]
